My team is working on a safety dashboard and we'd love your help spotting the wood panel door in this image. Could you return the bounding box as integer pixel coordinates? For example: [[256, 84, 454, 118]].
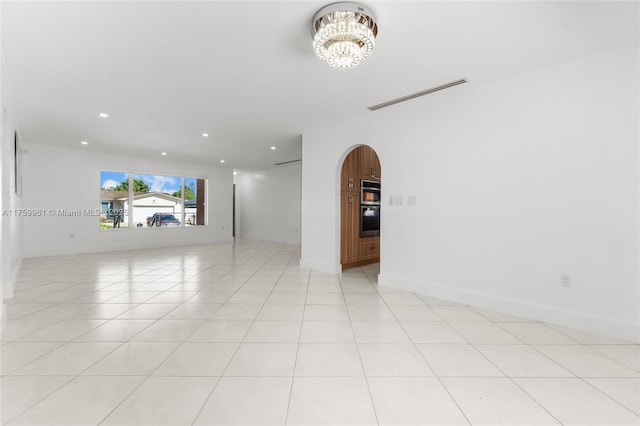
[[372, 150, 381, 180], [341, 148, 360, 192], [340, 191, 360, 264], [360, 145, 381, 181]]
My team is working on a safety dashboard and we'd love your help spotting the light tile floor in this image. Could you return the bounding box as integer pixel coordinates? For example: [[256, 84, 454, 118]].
[[1, 240, 638, 425]]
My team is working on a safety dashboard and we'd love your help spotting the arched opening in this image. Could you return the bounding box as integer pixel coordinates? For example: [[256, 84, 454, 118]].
[[339, 145, 381, 270]]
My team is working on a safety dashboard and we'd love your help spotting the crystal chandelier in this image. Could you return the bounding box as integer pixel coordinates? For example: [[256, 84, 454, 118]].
[[311, 2, 378, 69]]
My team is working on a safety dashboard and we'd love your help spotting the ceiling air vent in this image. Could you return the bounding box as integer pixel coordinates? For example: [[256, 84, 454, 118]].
[[274, 159, 302, 166], [368, 79, 468, 111]]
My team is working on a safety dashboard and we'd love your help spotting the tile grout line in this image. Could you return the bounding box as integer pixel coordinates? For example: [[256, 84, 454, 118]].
[[462, 328, 567, 425], [190, 243, 298, 426], [6, 251, 221, 424], [340, 266, 382, 426], [6, 241, 282, 424], [95, 241, 272, 426], [418, 297, 638, 421], [373, 274, 474, 426], [384, 286, 619, 424], [0, 375, 76, 425], [283, 256, 311, 426], [408, 301, 565, 424]]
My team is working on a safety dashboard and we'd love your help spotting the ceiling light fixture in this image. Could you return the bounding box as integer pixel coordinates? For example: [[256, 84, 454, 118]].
[[99, 113, 109, 118], [81, 141, 88, 145], [202, 133, 209, 137], [270, 146, 276, 150], [220, 160, 225, 163], [161, 152, 167, 156], [311, 2, 378, 69]]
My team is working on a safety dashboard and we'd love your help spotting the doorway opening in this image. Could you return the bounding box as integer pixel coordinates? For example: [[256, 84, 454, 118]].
[[340, 145, 381, 270]]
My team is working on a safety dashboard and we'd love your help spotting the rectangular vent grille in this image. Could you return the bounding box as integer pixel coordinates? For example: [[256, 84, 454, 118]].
[[368, 79, 468, 111], [274, 159, 301, 166]]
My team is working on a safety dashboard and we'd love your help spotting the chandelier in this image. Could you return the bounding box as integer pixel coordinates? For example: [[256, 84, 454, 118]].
[[311, 2, 378, 69]]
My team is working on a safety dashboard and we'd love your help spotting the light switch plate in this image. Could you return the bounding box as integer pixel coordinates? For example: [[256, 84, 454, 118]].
[[390, 195, 404, 206]]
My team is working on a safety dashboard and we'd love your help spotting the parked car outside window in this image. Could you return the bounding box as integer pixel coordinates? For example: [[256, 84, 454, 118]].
[[146, 213, 181, 227]]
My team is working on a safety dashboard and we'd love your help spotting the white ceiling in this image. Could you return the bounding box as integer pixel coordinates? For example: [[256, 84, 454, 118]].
[[2, 1, 636, 171]]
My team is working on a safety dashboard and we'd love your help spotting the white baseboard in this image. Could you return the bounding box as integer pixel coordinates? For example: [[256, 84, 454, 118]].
[[300, 258, 341, 274], [238, 232, 301, 246], [378, 273, 640, 344], [1, 303, 6, 332], [3, 257, 22, 300], [24, 237, 233, 259]]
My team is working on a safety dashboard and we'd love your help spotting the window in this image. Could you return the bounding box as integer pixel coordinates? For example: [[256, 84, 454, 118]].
[[99, 170, 206, 230], [131, 173, 181, 229], [183, 177, 206, 226], [100, 171, 129, 229]]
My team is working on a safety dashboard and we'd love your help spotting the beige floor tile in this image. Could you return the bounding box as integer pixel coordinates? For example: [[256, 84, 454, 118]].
[[101, 377, 217, 425], [8, 376, 144, 425], [194, 377, 291, 425]]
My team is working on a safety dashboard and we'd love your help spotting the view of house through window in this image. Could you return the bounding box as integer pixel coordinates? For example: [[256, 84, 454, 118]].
[[100, 171, 129, 229], [131, 173, 181, 228], [99, 171, 206, 230]]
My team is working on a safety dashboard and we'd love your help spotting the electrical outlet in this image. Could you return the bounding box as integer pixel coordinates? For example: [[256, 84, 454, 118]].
[[560, 274, 571, 288]]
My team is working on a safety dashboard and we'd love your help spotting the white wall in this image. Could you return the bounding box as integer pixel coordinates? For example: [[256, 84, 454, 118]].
[[301, 43, 639, 342], [234, 163, 301, 245], [1, 50, 24, 308], [21, 143, 233, 257]]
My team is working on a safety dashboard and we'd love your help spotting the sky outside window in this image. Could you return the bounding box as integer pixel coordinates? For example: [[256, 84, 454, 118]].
[[133, 174, 181, 194], [100, 171, 128, 190]]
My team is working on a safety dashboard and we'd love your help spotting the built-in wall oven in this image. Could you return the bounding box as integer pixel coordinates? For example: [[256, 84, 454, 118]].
[[360, 180, 381, 237]]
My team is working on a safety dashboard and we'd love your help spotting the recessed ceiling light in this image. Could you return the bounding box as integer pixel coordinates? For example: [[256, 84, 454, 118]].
[[220, 160, 225, 163], [81, 141, 88, 145], [161, 152, 167, 156], [270, 146, 276, 150], [233, 171, 238, 176], [202, 133, 209, 137], [99, 113, 109, 118]]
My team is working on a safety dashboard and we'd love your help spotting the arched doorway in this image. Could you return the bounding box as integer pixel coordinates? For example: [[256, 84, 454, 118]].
[[340, 145, 381, 270]]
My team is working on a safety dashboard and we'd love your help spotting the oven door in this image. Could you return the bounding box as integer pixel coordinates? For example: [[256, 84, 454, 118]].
[[360, 205, 380, 237], [361, 180, 381, 205], [361, 188, 380, 205]]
